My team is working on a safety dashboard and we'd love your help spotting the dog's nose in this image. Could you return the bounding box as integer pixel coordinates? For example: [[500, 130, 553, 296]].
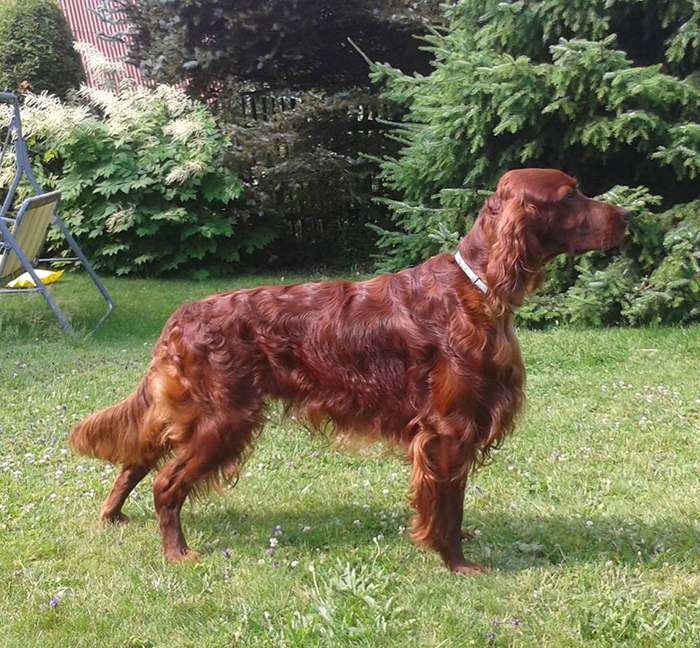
[[620, 209, 632, 223]]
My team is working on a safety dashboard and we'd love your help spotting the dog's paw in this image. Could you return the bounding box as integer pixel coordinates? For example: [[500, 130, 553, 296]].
[[450, 560, 486, 576], [100, 510, 129, 524], [166, 548, 201, 562]]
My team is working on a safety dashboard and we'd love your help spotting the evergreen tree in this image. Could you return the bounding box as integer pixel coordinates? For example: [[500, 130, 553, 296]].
[[371, 0, 700, 324]]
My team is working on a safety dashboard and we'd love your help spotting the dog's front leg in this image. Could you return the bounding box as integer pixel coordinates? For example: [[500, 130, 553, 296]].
[[408, 422, 485, 575]]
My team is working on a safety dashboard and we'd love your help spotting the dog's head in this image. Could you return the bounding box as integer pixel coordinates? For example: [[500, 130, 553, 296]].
[[480, 168, 630, 306]]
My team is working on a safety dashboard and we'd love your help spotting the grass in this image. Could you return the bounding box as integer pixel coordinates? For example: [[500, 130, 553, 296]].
[[1, 272, 699, 647]]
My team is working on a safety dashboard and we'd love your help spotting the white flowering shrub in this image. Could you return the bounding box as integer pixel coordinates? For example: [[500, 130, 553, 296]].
[[7, 44, 273, 276]]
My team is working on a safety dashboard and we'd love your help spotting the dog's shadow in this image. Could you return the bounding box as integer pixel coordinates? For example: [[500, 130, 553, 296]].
[[162, 500, 700, 572]]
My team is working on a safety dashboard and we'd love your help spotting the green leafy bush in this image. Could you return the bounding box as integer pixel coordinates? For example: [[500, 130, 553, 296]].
[[5, 45, 265, 277], [370, 0, 700, 325], [0, 0, 84, 97], [90, 0, 440, 270]]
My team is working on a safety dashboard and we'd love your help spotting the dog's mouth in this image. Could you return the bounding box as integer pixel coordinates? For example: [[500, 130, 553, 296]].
[[605, 220, 629, 250], [553, 229, 627, 259]]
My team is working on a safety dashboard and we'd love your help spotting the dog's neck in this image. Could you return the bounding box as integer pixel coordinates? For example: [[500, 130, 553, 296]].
[[456, 217, 542, 311], [456, 220, 490, 289]]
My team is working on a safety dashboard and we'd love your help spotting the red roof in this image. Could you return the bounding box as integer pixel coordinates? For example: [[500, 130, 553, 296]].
[[58, 0, 147, 87]]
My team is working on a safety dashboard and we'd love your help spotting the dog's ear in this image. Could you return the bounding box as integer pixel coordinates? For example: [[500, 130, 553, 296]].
[[485, 197, 543, 308]]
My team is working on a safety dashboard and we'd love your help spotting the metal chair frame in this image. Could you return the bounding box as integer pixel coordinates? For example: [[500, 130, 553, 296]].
[[0, 92, 114, 334]]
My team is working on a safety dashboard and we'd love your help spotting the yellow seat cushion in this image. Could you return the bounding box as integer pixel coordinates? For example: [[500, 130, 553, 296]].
[[5, 269, 64, 289]]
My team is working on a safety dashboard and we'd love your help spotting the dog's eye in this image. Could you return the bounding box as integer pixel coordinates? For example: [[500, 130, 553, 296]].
[[564, 191, 577, 202]]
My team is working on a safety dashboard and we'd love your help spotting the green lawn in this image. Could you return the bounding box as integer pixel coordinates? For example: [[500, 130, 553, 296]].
[[1, 273, 699, 647]]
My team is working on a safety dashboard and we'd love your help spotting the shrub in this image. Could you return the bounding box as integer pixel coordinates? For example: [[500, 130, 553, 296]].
[[370, 0, 700, 325], [5, 45, 264, 277], [88, 0, 439, 269], [0, 0, 84, 97], [224, 91, 399, 267], [624, 203, 700, 324]]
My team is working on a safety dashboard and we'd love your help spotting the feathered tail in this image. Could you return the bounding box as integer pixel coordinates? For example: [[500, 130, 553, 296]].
[[70, 380, 153, 464]]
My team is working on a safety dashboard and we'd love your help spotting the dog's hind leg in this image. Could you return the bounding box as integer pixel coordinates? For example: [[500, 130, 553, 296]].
[[152, 450, 205, 561], [100, 461, 157, 523], [147, 313, 265, 560], [152, 408, 261, 561]]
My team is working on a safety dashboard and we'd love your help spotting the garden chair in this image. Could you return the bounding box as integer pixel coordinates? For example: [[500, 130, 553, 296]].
[[0, 92, 113, 334]]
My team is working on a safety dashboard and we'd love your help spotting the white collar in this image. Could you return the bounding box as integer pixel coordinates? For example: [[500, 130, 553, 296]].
[[454, 251, 488, 294]]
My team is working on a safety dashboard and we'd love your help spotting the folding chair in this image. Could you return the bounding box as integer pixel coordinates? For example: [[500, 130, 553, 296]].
[[0, 92, 114, 335]]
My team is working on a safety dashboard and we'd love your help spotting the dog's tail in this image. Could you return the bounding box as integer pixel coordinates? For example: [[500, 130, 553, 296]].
[[71, 303, 230, 466], [70, 379, 153, 464]]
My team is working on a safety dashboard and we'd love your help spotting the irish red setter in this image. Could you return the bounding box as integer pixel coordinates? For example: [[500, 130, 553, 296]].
[[71, 169, 630, 574]]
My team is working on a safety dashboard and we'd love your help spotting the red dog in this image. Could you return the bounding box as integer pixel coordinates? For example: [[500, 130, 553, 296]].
[[72, 169, 629, 573]]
